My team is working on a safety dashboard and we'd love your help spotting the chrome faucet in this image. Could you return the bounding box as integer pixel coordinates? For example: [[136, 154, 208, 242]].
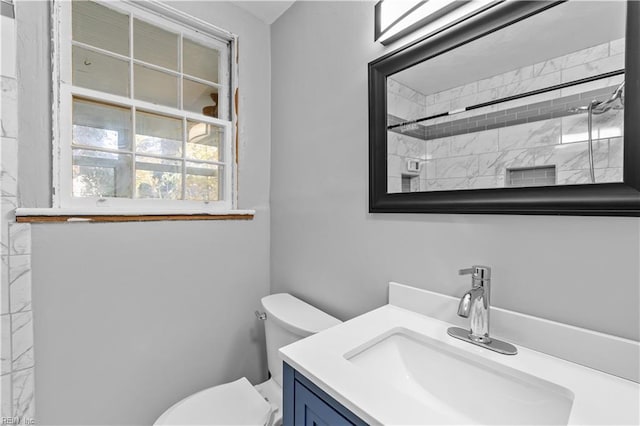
[[447, 265, 517, 355]]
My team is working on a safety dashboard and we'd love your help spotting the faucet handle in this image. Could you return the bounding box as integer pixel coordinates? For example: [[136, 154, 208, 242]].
[[459, 265, 491, 280]]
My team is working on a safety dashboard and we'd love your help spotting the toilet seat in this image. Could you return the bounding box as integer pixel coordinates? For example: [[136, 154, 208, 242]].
[[154, 377, 273, 426]]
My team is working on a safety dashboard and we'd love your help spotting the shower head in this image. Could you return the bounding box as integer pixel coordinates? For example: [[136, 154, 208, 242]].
[[591, 80, 625, 114], [567, 80, 625, 115]]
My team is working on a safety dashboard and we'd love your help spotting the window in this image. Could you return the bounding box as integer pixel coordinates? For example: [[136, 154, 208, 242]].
[[52, 1, 237, 212]]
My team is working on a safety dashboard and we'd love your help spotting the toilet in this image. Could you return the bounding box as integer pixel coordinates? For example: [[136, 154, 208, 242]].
[[154, 293, 341, 425]]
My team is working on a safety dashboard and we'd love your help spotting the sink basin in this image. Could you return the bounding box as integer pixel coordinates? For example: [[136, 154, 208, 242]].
[[345, 327, 574, 425]]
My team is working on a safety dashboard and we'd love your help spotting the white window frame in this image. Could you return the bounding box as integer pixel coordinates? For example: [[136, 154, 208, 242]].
[[51, 0, 239, 213]]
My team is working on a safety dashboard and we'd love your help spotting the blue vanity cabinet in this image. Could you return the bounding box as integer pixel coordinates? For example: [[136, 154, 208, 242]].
[[283, 362, 368, 426]]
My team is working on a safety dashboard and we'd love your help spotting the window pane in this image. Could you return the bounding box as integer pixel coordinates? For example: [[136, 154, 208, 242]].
[[73, 98, 131, 150], [185, 162, 220, 201], [184, 79, 220, 117], [136, 111, 182, 157], [187, 121, 222, 162], [183, 38, 219, 83], [134, 65, 178, 108], [134, 19, 178, 71], [72, 1, 129, 56], [135, 156, 182, 200], [73, 46, 129, 97], [73, 149, 132, 198]]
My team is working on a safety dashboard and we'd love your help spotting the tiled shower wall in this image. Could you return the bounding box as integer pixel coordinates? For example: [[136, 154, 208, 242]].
[[388, 38, 625, 192], [1, 3, 36, 421]]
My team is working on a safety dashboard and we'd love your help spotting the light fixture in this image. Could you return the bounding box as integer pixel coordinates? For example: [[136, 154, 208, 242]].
[[374, 0, 503, 46]]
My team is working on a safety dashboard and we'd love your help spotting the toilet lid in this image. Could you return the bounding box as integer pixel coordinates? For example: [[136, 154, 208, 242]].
[[154, 378, 273, 425]]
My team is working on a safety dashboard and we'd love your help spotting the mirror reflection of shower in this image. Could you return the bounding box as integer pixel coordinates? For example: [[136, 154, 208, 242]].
[[570, 80, 625, 183]]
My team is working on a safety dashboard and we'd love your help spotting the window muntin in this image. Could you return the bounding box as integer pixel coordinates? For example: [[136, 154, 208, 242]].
[[56, 0, 234, 210]]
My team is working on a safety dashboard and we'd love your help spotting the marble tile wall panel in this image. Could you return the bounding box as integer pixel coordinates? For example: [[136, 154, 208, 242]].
[[533, 42, 610, 77], [561, 108, 623, 144], [1, 315, 10, 375], [387, 78, 426, 106], [9, 255, 31, 314], [610, 38, 625, 57], [1, 8, 35, 420], [435, 155, 478, 179], [1, 77, 18, 138], [1, 137, 17, 197], [498, 119, 562, 151], [12, 367, 34, 419], [1, 371, 11, 417], [387, 92, 425, 121], [11, 311, 33, 371], [1, 15, 17, 79], [561, 54, 625, 83]]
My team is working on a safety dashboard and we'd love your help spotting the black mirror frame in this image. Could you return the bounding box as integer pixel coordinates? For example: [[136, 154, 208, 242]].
[[369, 1, 640, 216]]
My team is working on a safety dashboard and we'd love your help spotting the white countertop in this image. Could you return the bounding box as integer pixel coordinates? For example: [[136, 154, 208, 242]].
[[280, 304, 640, 425]]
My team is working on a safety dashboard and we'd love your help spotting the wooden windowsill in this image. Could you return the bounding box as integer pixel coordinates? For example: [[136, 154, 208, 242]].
[[15, 208, 255, 223]]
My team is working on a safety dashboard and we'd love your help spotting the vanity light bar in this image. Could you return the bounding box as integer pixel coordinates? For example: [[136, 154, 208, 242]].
[[375, 0, 501, 46], [387, 69, 625, 131]]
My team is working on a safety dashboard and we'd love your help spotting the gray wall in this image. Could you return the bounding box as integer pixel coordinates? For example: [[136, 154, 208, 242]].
[[18, 1, 271, 424], [270, 2, 640, 341]]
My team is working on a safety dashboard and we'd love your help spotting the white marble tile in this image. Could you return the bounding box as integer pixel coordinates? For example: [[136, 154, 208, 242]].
[[449, 89, 493, 111], [9, 224, 30, 255], [561, 110, 623, 144], [534, 42, 609, 77], [387, 78, 426, 105], [387, 176, 401, 194], [1, 255, 8, 315], [1, 371, 11, 418], [387, 92, 424, 121], [1, 196, 16, 256], [422, 160, 435, 180], [387, 154, 404, 178], [0, 77, 17, 138], [1, 315, 10, 375], [12, 367, 35, 419], [595, 167, 623, 183], [468, 174, 504, 190], [426, 137, 450, 159], [449, 129, 498, 157], [609, 38, 625, 57], [608, 137, 623, 168], [394, 134, 425, 158], [424, 100, 450, 117], [499, 119, 562, 151], [11, 311, 33, 371], [562, 54, 625, 83], [478, 65, 534, 92], [557, 170, 591, 185], [9, 255, 30, 314], [426, 177, 467, 191], [435, 155, 478, 179], [478, 149, 535, 177], [433, 81, 477, 104], [1, 137, 18, 197], [493, 72, 562, 99], [1, 16, 16, 78], [533, 141, 608, 172]]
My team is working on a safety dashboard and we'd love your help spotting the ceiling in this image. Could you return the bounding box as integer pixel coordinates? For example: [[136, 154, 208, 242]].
[[393, 0, 626, 96], [233, 1, 296, 25]]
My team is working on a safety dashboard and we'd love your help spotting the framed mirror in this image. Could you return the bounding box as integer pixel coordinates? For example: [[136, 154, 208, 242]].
[[369, 0, 640, 216]]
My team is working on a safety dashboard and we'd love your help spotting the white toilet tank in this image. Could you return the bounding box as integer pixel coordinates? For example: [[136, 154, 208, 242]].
[[261, 293, 341, 386]]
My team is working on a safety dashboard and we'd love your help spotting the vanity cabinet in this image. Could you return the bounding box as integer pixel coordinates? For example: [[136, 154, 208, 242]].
[[283, 362, 368, 426]]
